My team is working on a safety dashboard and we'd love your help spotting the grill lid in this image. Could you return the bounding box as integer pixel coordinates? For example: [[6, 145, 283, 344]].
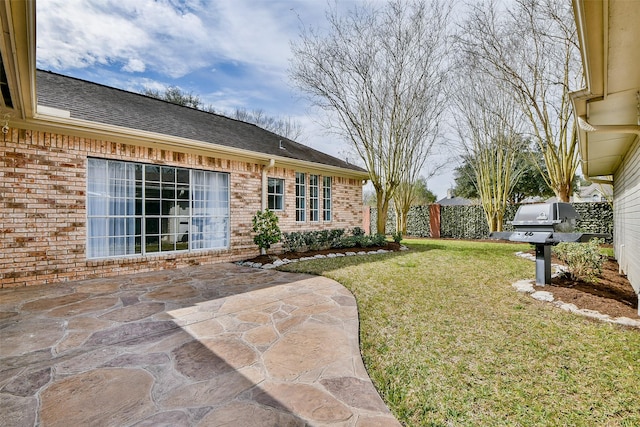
[[510, 202, 579, 233]]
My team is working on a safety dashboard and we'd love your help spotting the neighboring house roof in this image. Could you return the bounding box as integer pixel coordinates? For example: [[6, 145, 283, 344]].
[[576, 183, 613, 202], [544, 183, 613, 203], [520, 196, 545, 204], [436, 196, 474, 206], [35, 70, 366, 175], [436, 189, 474, 206], [571, 1, 640, 182]]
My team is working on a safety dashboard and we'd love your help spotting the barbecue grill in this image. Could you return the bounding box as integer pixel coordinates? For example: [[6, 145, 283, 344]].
[[490, 202, 609, 285]]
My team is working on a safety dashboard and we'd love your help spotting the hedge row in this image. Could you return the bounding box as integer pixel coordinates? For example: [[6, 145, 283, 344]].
[[281, 227, 387, 253], [370, 202, 613, 242]]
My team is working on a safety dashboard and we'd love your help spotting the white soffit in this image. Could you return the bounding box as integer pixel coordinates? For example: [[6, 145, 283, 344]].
[[575, 0, 640, 178]]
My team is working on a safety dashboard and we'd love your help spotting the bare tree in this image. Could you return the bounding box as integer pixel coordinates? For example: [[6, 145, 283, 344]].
[[290, 0, 450, 233], [452, 73, 527, 232], [143, 88, 304, 141], [458, 0, 582, 202], [231, 108, 304, 141], [143, 86, 202, 109], [393, 167, 441, 235]]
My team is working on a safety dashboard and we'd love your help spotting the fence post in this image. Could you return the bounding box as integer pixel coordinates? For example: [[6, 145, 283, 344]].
[[362, 206, 371, 235], [429, 204, 441, 238]]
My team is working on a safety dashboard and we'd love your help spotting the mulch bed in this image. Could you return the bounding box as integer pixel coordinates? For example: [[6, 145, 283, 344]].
[[534, 256, 638, 319]]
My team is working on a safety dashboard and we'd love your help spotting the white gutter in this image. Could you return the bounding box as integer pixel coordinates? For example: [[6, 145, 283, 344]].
[[577, 115, 640, 135], [261, 158, 275, 210]]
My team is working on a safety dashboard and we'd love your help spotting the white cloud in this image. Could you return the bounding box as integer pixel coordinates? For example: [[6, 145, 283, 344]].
[[37, 0, 213, 77], [36, 0, 326, 79], [122, 58, 145, 73]]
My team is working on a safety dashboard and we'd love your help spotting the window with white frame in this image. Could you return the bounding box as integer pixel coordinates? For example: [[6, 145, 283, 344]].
[[295, 172, 306, 222], [323, 176, 332, 221], [267, 177, 284, 210], [309, 174, 319, 222], [87, 158, 229, 258]]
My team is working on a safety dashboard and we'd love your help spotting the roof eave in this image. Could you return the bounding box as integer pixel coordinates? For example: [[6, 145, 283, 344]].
[[0, 0, 36, 119], [571, 0, 605, 179], [571, 0, 640, 180], [16, 112, 370, 180]]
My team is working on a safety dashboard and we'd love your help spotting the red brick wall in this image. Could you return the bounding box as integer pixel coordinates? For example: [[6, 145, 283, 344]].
[[0, 127, 363, 287], [271, 168, 363, 231]]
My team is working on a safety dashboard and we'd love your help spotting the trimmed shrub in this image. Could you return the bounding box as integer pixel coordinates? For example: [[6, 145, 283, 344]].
[[351, 227, 366, 237], [280, 228, 388, 253], [282, 232, 306, 253], [336, 236, 358, 248], [357, 233, 387, 247], [304, 230, 327, 251], [282, 228, 347, 253]]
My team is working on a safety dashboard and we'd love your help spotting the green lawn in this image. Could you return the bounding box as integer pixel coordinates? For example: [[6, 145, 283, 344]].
[[280, 239, 640, 426]]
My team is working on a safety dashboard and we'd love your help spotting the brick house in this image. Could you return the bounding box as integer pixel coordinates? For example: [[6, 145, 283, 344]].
[[0, 2, 368, 288]]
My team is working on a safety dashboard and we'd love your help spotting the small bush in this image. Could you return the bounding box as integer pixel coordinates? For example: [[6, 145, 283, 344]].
[[279, 228, 389, 252], [252, 210, 281, 253], [303, 230, 328, 251], [328, 229, 345, 247], [353, 233, 388, 248], [339, 236, 359, 248], [282, 228, 348, 252], [282, 232, 306, 253], [371, 233, 388, 247], [392, 231, 403, 244], [553, 238, 605, 282], [351, 227, 365, 237]]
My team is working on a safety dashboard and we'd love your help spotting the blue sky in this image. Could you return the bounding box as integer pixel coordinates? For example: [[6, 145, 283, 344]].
[[36, 0, 455, 199]]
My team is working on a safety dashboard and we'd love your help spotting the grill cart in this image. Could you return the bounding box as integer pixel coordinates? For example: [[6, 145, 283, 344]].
[[490, 203, 609, 285]]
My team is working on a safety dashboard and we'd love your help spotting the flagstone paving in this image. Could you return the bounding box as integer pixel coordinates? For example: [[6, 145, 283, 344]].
[[0, 263, 400, 426]]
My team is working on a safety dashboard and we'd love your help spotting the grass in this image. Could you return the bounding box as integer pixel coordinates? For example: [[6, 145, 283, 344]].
[[280, 239, 640, 426], [600, 246, 615, 257]]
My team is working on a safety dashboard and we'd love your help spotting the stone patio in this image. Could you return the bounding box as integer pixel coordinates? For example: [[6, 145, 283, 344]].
[[0, 263, 400, 426]]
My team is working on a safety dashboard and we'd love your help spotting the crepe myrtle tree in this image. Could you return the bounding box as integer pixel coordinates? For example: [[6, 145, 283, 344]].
[[457, 0, 582, 202], [451, 71, 527, 233], [290, 0, 450, 233], [252, 210, 281, 255], [454, 145, 556, 204], [393, 176, 438, 234]]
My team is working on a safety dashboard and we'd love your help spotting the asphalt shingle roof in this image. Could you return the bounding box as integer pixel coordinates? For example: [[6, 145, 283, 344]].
[[35, 70, 366, 173], [436, 196, 474, 206]]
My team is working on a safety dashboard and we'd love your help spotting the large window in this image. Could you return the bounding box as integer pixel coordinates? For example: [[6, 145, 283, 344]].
[[323, 176, 332, 221], [309, 174, 319, 222], [87, 158, 229, 258], [267, 177, 284, 210], [295, 172, 306, 222]]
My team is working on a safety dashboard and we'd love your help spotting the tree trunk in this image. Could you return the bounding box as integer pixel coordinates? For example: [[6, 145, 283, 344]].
[[395, 208, 402, 235], [495, 211, 504, 232], [556, 185, 571, 202], [376, 192, 390, 235], [400, 206, 410, 234], [485, 210, 499, 233]]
